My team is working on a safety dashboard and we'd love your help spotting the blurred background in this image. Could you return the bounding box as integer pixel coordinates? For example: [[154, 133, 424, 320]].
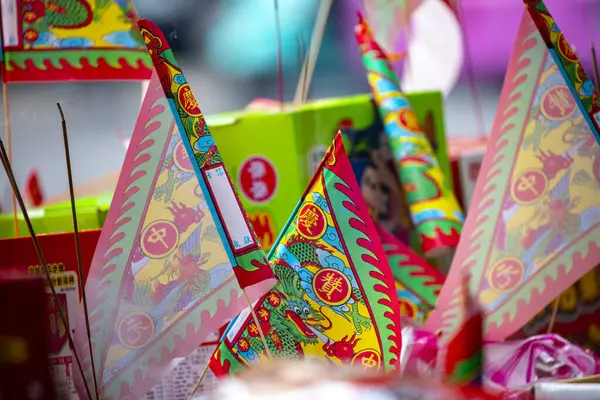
[[1, 0, 600, 209]]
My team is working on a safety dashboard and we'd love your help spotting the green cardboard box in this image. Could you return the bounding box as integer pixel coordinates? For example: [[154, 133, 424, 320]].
[[208, 92, 449, 249], [0, 206, 101, 238], [0, 194, 112, 238]]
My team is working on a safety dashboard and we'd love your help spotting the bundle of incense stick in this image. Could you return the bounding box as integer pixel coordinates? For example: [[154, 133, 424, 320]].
[[0, 104, 99, 399]]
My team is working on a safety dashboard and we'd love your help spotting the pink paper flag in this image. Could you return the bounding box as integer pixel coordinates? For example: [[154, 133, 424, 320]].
[[427, 7, 600, 342], [73, 71, 261, 399]]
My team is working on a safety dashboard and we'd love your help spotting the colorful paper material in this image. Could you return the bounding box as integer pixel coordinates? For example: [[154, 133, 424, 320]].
[[73, 67, 274, 397], [1, 0, 152, 82], [138, 18, 276, 294], [486, 334, 600, 392], [209, 134, 402, 376], [427, 3, 600, 342], [377, 224, 444, 325], [208, 92, 449, 253], [355, 13, 464, 256], [444, 276, 483, 387]]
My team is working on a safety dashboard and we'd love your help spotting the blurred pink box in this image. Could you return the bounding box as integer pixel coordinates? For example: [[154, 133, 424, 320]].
[[449, 137, 487, 213]]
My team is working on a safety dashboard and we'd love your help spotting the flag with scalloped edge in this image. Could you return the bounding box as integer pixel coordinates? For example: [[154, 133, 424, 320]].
[[73, 19, 277, 398], [426, 0, 600, 343], [377, 224, 444, 325], [209, 133, 403, 377], [2, 0, 152, 82]]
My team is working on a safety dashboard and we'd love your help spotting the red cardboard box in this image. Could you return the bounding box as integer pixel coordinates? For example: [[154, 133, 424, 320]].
[[0, 230, 101, 398]]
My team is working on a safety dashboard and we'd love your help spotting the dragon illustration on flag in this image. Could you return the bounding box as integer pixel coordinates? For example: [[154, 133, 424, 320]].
[[2, 0, 152, 82], [209, 134, 402, 376], [427, 0, 600, 342]]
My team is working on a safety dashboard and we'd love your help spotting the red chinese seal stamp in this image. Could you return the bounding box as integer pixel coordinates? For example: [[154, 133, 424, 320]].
[[541, 85, 576, 120], [511, 170, 548, 204], [238, 156, 277, 203], [141, 220, 180, 259], [173, 141, 194, 172], [557, 33, 577, 62], [352, 349, 381, 371], [313, 269, 352, 306], [177, 84, 202, 117], [267, 293, 281, 307], [488, 258, 525, 293], [247, 322, 260, 337], [237, 337, 250, 352], [296, 203, 327, 240], [117, 312, 155, 350]]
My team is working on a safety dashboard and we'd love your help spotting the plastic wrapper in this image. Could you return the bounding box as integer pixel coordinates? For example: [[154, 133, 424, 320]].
[[400, 320, 439, 377], [485, 334, 600, 394]]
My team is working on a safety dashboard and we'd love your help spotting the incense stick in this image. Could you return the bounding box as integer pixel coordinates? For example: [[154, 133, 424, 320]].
[[2, 82, 19, 236], [591, 42, 600, 90], [57, 102, 100, 400], [187, 358, 212, 400], [296, 34, 310, 104], [0, 137, 93, 400], [293, 0, 333, 104], [274, 0, 284, 109], [547, 296, 560, 334]]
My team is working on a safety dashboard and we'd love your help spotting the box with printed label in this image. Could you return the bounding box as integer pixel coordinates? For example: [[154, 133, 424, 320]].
[[209, 92, 449, 249]]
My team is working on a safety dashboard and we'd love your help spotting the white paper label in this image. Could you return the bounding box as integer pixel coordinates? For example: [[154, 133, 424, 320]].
[[1, 0, 19, 47], [226, 301, 257, 343], [205, 166, 254, 250]]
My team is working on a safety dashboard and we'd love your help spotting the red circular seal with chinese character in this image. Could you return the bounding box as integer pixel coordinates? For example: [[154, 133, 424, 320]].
[[541, 85, 576, 121], [394, 107, 421, 132], [267, 293, 281, 307], [257, 307, 271, 322], [140, 220, 180, 259], [296, 203, 327, 240], [351, 349, 381, 371], [488, 258, 525, 293], [510, 170, 548, 204], [173, 141, 194, 173], [117, 312, 155, 350], [557, 33, 577, 62], [312, 268, 352, 306], [237, 337, 250, 352], [247, 322, 260, 337], [398, 298, 418, 319], [238, 156, 278, 204], [177, 84, 202, 117]]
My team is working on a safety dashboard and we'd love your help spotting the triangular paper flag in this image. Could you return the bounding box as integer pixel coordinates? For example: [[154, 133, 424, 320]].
[[209, 133, 402, 376], [427, 3, 600, 341], [74, 70, 273, 399]]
